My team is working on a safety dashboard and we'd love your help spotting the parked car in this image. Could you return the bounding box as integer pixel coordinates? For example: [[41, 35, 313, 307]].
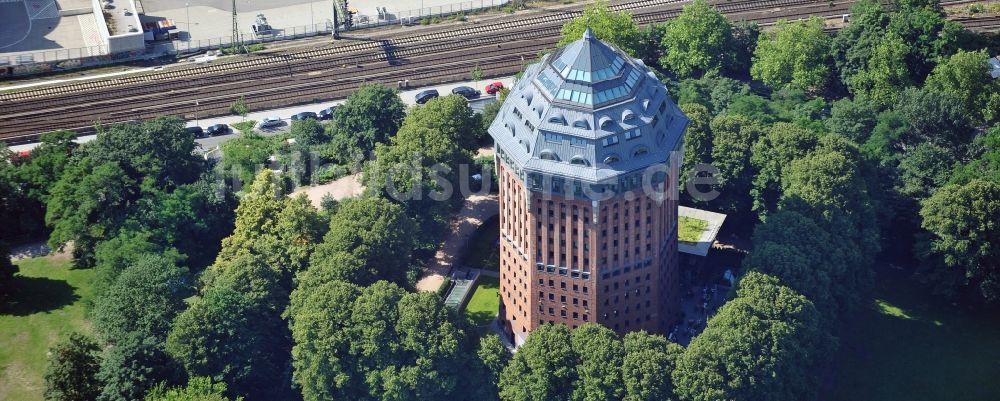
[[451, 86, 480, 100], [184, 126, 205, 137], [486, 81, 504, 95], [257, 116, 283, 129], [206, 124, 230, 136], [415, 89, 439, 104], [291, 111, 318, 121], [318, 106, 338, 120]]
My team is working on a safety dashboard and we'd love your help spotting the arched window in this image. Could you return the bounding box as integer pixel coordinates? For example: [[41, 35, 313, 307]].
[[570, 156, 589, 166], [603, 154, 621, 165], [548, 115, 566, 125], [540, 149, 559, 161], [622, 109, 636, 122], [599, 116, 614, 130], [573, 119, 590, 130], [632, 146, 648, 158]]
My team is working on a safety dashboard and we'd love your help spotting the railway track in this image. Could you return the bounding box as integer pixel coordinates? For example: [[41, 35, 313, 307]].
[[0, 0, 995, 144]]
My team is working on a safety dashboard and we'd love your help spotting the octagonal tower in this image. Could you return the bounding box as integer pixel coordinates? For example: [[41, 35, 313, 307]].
[[488, 29, 689, 345]]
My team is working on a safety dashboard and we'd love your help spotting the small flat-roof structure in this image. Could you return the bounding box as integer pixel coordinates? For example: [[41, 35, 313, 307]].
[[989, 56, 1000, 79], [677, 206, 727, 257]]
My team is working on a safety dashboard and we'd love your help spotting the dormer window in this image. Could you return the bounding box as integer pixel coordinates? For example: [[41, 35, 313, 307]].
[[632, 146, 649, 157], [573, 119, 590, 130], [540, 150, 559, 161], [622, 109, 636, 122], [603, 155, 621, 165], [549, 115, 566, 125], [599, 116, 614, 130], [570, 156, 589, 166]]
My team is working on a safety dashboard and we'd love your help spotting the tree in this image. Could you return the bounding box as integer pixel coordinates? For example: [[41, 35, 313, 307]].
[[330, 83, 407, 163], [44, 333, 103, 401], [499, 324, 577, 401], [477, 334, 511, 401], [728, 21, 760, 77], [886, 3, 961, 83], [45, 118, 203, 266], [950, 125, 1000, 186], [97, 336, 185, 401], [679, 103, 712, 181], [896, 142, 956, 200], [304, 196, 416, 287], [212, 171, 323, 287], [707, 114, 764, 215], [749, 122, 819, 216], [826, 98, 878, 143], [830, 0, 890, 88], [660, 0, 734, 78], [219, 132, 276, 187], [925, 49, 1000, 124], [919, 179, 1000, 302], [676, 76, 751, 115], [146, 377, 242, 401], [891, 87, 975, 153], [751, 18, 831, 92], [471, 64, 484, 87], [230, 96, 249, 121], [0, 241, 17, 303], [622, 331, 683, 401], [559, 1, 640, 56], [404, 94, 484, 151], [673, 272, 831, 401], [570, 325, 624, 401], [287, 280, 475, 401], [166, 286, 286, 400], [92, 254, 191, 345], [848, 33, 911, 108]]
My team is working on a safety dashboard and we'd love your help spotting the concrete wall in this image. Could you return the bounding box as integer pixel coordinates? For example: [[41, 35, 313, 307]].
[[91, 0, 145, 54]]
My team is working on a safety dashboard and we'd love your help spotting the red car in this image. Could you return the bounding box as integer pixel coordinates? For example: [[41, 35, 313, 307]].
[[486, 81, 504, 95]]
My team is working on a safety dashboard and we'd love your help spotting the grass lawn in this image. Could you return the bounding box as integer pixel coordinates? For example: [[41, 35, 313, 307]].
[[230, 120, 257, 132], [460, 216, 500, 271], [464, 276, 500, 336], [678, 216, 708, 244], [827, 267, 1000, 401], [0, 256, 94, 401]]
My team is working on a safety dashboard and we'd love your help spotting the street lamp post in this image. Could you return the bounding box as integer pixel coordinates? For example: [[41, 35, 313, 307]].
[[185, 2, 191, 41]]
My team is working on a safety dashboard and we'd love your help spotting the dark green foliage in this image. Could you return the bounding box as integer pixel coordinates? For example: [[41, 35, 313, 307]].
[[166, 287, 286, 400], [678, 103, 712, 181], [45, 118, 204, 266], [707, 114, 764, 215], [92, 255, 191, 345], [826, 98, 878, 143], [896, 143, 956, 200], [950, 125, 1000, 186], [477, 334, 511, 401], [498, 324, 681, 401], [919, 180, 1000, 302], [44, 333, 103, 401], [891, 87, 975, 153], [676, 76, 751, 115], [750, 122, 820, 216], [304, 196, 416, 287], [330, 83, 407, 163], [145, 377, 242, 401], [92, 231, 184, 297], [621, 332, 683, 401], [0, 241, 17, 302], [673, 272, 832, 401], [98, 336, 185, 401], [287, 280, 476, 401]]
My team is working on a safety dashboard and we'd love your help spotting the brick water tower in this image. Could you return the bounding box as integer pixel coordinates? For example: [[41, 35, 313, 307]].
[[488, 29, 689, 346]]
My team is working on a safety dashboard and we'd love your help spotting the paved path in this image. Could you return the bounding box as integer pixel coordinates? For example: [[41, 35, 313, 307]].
[[415, 193, 499, 292], [289, 172, 364, 207]]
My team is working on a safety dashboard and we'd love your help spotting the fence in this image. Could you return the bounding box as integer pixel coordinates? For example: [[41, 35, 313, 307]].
[[0, 0, 511, 76]]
